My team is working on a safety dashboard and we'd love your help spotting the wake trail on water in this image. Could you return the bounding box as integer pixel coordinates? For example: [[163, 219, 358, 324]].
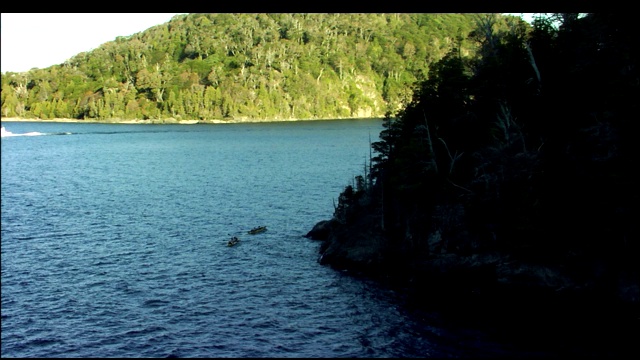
[[3, 125, 194, 138], [1, 129, 72, 138]]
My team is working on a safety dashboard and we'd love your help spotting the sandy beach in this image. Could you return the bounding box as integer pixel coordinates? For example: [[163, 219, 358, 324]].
[[1, 116, 381, 125]]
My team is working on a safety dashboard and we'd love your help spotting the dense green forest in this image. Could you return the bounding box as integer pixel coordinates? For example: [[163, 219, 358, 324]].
[[0, 13, 523, 122], [323, 13, 638, 306]]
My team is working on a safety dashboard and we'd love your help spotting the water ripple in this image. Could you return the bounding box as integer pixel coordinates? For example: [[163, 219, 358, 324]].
[[4, 120, 628, 358]]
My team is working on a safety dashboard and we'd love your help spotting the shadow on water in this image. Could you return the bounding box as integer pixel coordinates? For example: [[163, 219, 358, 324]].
[[387, 279, 640, 357]]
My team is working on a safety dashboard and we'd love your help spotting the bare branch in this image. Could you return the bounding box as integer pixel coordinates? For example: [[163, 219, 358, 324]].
[[423, 110, 438, 174], [438, 137, 464, 175]]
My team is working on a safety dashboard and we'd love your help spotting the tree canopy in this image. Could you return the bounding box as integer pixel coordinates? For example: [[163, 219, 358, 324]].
[[334, 13, 638, 304], [1, 13, 522, 122]]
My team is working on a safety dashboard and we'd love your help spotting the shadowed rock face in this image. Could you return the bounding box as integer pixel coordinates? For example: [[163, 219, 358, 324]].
[[308, 210, 640, 313], [304, 220, 336, 241]]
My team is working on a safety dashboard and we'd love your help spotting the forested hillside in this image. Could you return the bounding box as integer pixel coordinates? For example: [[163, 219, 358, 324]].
[[314, 13, 639, 308], [0, 13, 523, 122]]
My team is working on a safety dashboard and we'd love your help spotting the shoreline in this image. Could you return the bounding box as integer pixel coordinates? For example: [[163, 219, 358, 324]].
[[1, 116, 383, 125]]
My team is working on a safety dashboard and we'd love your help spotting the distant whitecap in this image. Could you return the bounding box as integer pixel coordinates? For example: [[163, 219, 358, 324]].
[[1, 126, 56, 137]]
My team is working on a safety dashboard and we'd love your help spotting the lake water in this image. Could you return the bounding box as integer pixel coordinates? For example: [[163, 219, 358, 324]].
[[1, 120, 636, 358]]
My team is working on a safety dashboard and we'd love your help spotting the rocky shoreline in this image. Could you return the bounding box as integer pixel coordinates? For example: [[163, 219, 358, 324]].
[[307, 216, 640, 357], [305, 216, 640, 320]]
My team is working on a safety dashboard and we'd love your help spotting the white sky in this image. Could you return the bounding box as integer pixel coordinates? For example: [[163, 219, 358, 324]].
[[1, 13, 537, 74], [1, 13, 183, 73], [507, 13, 537, 22]]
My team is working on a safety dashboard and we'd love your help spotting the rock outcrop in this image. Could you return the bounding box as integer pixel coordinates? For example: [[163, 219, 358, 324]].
[[308, 214, 639, 312]]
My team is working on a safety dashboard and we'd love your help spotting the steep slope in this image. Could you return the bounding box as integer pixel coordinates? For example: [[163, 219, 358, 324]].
[[1, 13, 522, 122]]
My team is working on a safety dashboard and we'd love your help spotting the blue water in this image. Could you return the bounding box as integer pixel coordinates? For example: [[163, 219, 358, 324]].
[[1, 120, 634, 358]]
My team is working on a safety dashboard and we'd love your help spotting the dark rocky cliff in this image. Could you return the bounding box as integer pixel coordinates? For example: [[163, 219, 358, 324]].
[[306, 13, 640, 327], [306, 180, 639, 319]]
